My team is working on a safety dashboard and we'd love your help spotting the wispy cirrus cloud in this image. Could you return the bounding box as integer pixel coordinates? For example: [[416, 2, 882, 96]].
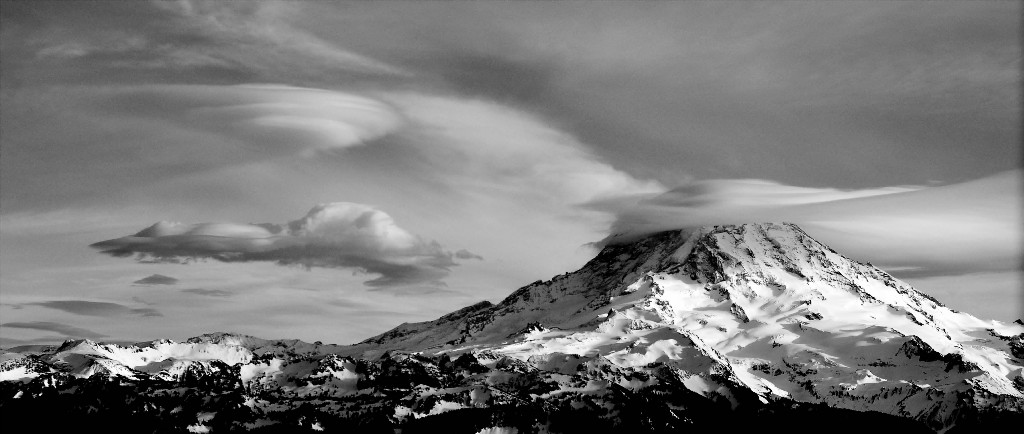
[[24, 301, 162, 318], [1, 321, 107, 339], [92, 202, 463, 287], [152, 0, 406, 76], [24, 1, 404, 79]]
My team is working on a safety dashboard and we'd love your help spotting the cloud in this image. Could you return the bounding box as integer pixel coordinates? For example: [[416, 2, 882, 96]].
[[4, 81, 665, 338], [182, 288, 234, 297], [347, 2, 1016, 190], [84, 84, 658, 205], [131, 296, 156, 306], [133, 274, 178, 285], [106, 84, 403, 156], [454, 249, 483, 261], [381, 92, 664, 205], [92, 202, 463, 287], [25, 1, 403, 78], [1, 321, 107, 339], [633, 180, 921, 209], [593, 169, 1022, 278], [25, 301, 162, 318], [152, 0, 406, 76]]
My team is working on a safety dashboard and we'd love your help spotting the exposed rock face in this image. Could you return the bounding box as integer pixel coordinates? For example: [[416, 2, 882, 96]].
[[2, 223, 1022, 432]]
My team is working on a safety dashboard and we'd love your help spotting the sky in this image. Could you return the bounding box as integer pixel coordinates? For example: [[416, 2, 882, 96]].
[[0, 1, 1020, 347]]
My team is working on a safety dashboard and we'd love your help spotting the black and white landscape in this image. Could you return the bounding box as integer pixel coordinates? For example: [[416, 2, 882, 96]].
[[3, 223, 1022, 432], [1, 2, 1021, 433]]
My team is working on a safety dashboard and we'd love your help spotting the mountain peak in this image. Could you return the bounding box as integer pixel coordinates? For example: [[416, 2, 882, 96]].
[[590, 222, 819, 276], [345, 222, 903, 353], [185, 332, 264, 346], [334, 221, 1023, 430]]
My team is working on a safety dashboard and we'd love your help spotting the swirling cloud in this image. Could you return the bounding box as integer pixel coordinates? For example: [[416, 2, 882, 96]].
[[106, 84, 403, 156]]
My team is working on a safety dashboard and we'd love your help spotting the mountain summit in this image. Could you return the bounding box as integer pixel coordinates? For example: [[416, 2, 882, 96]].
[[3, 223, 1022, 432], [342, 223, 1024, 427]]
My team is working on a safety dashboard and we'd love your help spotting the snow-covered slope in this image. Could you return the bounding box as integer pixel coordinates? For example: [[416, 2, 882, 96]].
[[0, 332, 351, 383], [342, 223, 1024, 430], [2, 223, 1021, 432]]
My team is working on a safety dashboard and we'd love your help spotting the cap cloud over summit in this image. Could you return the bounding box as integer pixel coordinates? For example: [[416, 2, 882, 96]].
[[592, 169, 1022, 279]]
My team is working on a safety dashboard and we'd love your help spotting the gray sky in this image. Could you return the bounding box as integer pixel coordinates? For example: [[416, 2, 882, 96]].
[[1, 1, 1020, 346]]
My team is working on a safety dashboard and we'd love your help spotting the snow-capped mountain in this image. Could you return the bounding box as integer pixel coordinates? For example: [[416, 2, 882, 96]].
[[2, 223, 1021, 432]]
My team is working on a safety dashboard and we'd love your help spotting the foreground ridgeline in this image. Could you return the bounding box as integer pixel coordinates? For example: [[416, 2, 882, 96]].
[[3, 223, 1022, 433]]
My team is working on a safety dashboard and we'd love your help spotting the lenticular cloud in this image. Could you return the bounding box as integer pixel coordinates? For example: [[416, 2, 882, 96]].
[[591, 170, 1022, 278], [91, 203, 459, 287]]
